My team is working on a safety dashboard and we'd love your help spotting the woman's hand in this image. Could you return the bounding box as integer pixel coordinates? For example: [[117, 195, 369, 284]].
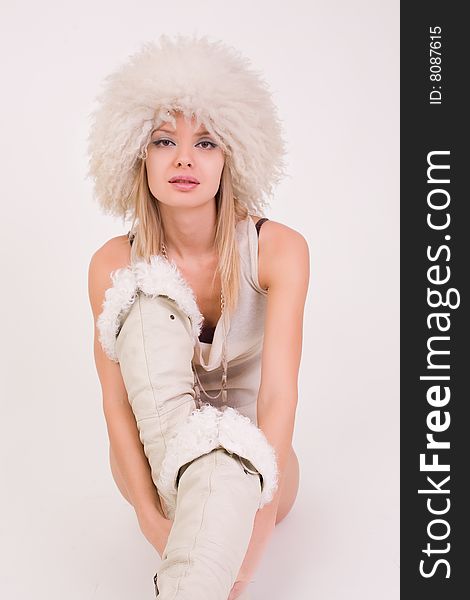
[[137, 507, 173, 558]]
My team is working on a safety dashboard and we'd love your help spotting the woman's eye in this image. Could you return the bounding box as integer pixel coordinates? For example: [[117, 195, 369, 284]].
[[197, 140, 217, 149], [153, 139, 174, 147]]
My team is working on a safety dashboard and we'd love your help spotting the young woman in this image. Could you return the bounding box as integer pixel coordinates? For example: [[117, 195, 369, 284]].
[[87, 35, 309, 600]]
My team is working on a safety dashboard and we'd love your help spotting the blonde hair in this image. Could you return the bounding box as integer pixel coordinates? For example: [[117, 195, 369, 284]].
[[127, 157, 250, 317]]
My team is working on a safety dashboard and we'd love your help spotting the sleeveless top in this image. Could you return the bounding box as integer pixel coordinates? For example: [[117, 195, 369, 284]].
[[197, 216, 267, 344], [128, 215, 268, 426]]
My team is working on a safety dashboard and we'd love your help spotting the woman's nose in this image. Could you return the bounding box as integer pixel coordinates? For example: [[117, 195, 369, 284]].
[[173, 137, 197, 167], [175, 157, 192, 167]]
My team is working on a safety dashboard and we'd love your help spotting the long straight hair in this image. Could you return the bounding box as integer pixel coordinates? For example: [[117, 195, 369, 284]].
[[127, 159, 250, 317]]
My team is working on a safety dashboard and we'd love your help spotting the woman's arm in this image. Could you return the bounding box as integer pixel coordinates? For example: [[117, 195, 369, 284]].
[[88, 243, 172, 554], [234, 222, 310, 587]]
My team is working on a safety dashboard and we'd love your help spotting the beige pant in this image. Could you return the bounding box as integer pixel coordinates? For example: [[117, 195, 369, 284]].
[[114, 292, 277, 599]]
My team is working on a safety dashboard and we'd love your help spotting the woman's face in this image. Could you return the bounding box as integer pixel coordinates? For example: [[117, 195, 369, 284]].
[[145, 112, 225, 208]]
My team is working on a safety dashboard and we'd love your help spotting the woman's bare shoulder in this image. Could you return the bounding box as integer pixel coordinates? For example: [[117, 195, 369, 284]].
[[92, 234, 131, 269], [254, 217, 309, 291], [249, 214, 306, 241], [88, 235, 132, 320]]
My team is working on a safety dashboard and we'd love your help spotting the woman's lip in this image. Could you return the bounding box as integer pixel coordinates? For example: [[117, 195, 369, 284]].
[[170, 181, 200, 191]]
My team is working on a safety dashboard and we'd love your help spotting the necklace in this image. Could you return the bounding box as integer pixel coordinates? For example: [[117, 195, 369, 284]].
[[161, 241, 228, 407]]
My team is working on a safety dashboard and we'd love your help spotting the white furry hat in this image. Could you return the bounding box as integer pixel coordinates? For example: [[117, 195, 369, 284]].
[[87, 34, 287, 220]]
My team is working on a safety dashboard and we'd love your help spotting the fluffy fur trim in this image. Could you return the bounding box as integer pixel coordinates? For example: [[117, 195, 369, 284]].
[[97, 255, 203, 362], [156, 403, 279, 520], [87, 34, 287, 219]]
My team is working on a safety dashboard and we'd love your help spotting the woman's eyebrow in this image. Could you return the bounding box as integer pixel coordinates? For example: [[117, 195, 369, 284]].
[[153, 127, 212, 136]]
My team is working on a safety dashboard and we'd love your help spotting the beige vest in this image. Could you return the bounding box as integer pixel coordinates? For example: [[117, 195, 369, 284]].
[[192, 215, 267, 426]]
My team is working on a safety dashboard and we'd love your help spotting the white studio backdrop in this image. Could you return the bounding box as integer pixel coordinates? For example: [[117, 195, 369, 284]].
[[0, 1, 399, 598]]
